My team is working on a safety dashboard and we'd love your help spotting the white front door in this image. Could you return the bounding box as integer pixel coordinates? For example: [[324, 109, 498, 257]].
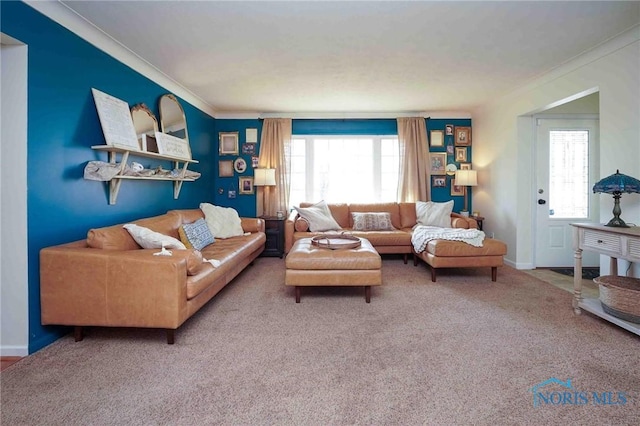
[[535, 118, 600, 268]]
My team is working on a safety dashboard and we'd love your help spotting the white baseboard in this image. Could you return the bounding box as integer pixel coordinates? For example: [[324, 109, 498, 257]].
[[1, 345, 29, 357], [504, 258, 534, 270]]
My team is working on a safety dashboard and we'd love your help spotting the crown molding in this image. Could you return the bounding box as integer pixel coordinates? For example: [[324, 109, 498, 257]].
[[213, 111, 472, 120], [25, 0, 217, 118]]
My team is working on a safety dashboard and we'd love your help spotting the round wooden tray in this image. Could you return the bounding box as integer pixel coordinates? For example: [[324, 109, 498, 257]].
[[311, 234, 361, 250]]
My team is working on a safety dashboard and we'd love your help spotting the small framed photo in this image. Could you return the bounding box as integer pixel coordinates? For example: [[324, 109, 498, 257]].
[[432, 175, 447, 188], [228, 190, 236, 199], [246, 128, 258, 143], [218, 160, 234, 177], [451, 184, 465, 196], [430, 130, 444, 147], [455, 126, 471, 146], [239, 177, 254, 194], [446, 145, 454, 155], [251, 156, 259, 168], [219, 132, 239, 155], [429, 153, 447, 174], [242, 143, 255, 155], [445, 124, 454, 136], [455, 147, 467, 162], [234, 157, 247, 174], [460, 163, 471, 170]]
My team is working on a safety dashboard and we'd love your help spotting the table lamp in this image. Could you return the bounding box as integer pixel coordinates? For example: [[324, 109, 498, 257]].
[[254, 168, 276, 217], [593, 169, 640, 228], [454, 169, 477, 213]]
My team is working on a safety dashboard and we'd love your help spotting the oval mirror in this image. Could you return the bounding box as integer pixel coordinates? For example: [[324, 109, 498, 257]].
[[130, 103, 158, 151], [159, 94, 189, 144]]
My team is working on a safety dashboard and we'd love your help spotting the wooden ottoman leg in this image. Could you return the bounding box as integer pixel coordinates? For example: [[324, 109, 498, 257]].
[[74, 326, 84, 342], [365, 286, 371, 303], [295, 286, 301, 303], [491, 267, 497, 282], [431, 266, 437, 282]]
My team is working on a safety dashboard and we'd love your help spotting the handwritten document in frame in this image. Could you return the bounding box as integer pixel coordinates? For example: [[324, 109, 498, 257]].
[[155, 132, 192, 160], [91, 88, 140, 150]]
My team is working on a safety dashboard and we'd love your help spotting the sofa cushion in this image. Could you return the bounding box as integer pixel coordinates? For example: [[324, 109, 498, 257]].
[[351, 212, 396, 231], [399, 203, 418, 228], [123, 224, 187, 250], [178, 218, 215, 250], [294, 200, 341, 232], [87, 213, 183, 250], [416, 200, 454, 228], [200, 203, 245, 239]]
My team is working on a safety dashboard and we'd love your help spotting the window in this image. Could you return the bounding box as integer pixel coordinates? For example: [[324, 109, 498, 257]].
[[289, 136, 399, 208], [548, 130, 589, 218]]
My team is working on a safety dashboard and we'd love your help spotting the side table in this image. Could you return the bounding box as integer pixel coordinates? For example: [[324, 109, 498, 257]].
[[260, 216, 285, 258], [471, 216, 484, 231]]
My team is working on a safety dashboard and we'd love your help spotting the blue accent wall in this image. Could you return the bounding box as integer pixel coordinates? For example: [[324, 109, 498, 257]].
[[2, 2, 216, 353]]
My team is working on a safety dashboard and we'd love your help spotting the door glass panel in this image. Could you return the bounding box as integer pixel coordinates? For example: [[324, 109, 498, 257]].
[[549, 130, 589, 218]]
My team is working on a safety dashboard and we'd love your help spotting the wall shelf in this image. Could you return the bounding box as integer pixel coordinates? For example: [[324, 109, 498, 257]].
[[91, 145, 199, 205]]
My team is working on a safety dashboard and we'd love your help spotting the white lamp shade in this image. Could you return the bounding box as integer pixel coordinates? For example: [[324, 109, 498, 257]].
[[454, 170, 477, 186], [254, 168, 276, 186]]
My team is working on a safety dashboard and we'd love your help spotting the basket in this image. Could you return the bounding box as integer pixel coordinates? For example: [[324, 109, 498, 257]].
[[311, 233, 361, 250], [593, 275, 640, 324]]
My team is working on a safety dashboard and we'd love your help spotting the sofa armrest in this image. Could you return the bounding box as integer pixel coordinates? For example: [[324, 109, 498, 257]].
[[284, 210, 299, 254], [40, 246, 193, 328], [450, 213, 478, 229], [241, 217, 265, 233]]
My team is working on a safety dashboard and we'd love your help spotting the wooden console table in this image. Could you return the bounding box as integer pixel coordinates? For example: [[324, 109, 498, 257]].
[[571, 223, 640, 336]]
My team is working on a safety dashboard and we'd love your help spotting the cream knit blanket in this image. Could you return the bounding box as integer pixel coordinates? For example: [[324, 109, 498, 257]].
[[411, 225, 485, 253]]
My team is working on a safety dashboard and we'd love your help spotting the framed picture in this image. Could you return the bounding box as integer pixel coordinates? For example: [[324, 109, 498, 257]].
[[251, 156, 259, 168], [242, 143, 255, 155], [429, 153, 447, 174], [451, 184, 465, 196], [218, 160, 234, 177], [246, 128, 258, 143], [455, 126, 471, 146], [460, 163, 472, 170], [234, 157, 247, 174], [445, 124, 454, 136], [446, 145, 454, 155], [219, 132, 239, 155], [239, 177, 254, 194], [432, 175, 447, 188], [430, 130, 444, 147], [455, 147, 467, 162]]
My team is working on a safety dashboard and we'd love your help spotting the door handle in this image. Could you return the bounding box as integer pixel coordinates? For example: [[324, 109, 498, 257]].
[[538, 199, 546, 205]]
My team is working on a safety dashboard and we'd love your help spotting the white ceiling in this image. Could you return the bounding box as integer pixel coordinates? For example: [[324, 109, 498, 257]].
[[58, 1, 639, 117]]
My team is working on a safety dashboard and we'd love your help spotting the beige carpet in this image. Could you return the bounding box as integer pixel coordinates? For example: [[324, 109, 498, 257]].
[[2, 257, 638, 425]]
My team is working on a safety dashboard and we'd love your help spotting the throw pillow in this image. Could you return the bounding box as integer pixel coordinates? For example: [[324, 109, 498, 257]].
[[415, 200, 454, 228], [122, 224, 187, 250], [351, 212, 396, 231], [294, 200, 341, 232], [199, 203, 245, 239], [294, 217, 310, 232], [178, 218, 215, 250]]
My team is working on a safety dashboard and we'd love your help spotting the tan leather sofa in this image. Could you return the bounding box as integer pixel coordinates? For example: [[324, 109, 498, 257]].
[[40, 209, 265, 344], [284, 202, 478, 262]]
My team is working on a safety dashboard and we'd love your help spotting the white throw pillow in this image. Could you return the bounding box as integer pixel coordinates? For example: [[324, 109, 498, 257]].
[[123, 224, 187, 249], [415, 200, 454, 228], [294, 200, 341, 232], [199, 203, 245, 239]]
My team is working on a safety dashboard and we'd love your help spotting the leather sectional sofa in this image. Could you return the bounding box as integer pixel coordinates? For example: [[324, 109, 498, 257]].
[[284, 202, 478, 262], [40, 209, 265, 344]]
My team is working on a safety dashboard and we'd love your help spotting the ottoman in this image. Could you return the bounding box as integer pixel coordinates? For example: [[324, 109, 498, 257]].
[[285, 237, 382, 303], [413, 238, 507, 282]]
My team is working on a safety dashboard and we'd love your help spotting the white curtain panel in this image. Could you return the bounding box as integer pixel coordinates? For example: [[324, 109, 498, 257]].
[[257, 118, 292, 216], [397, 117, 430, 202]]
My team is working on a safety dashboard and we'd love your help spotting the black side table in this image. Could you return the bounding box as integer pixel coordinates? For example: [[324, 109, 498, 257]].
[[260, 216, 285, 258], [471, 216, 485, 231]]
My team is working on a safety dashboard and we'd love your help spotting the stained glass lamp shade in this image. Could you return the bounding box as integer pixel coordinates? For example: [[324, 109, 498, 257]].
[[592, 170, 640, 228]]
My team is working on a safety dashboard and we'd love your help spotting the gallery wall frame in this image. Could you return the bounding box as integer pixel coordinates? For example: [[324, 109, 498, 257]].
[[218, 160, 234, 177], [219, 131, 239, 155], [430, 130, 444, 147], [432, 175, 446, 188], [239, 176, 254, 194], [454, 126, 471, 146], [429, 153, 447, 174]]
